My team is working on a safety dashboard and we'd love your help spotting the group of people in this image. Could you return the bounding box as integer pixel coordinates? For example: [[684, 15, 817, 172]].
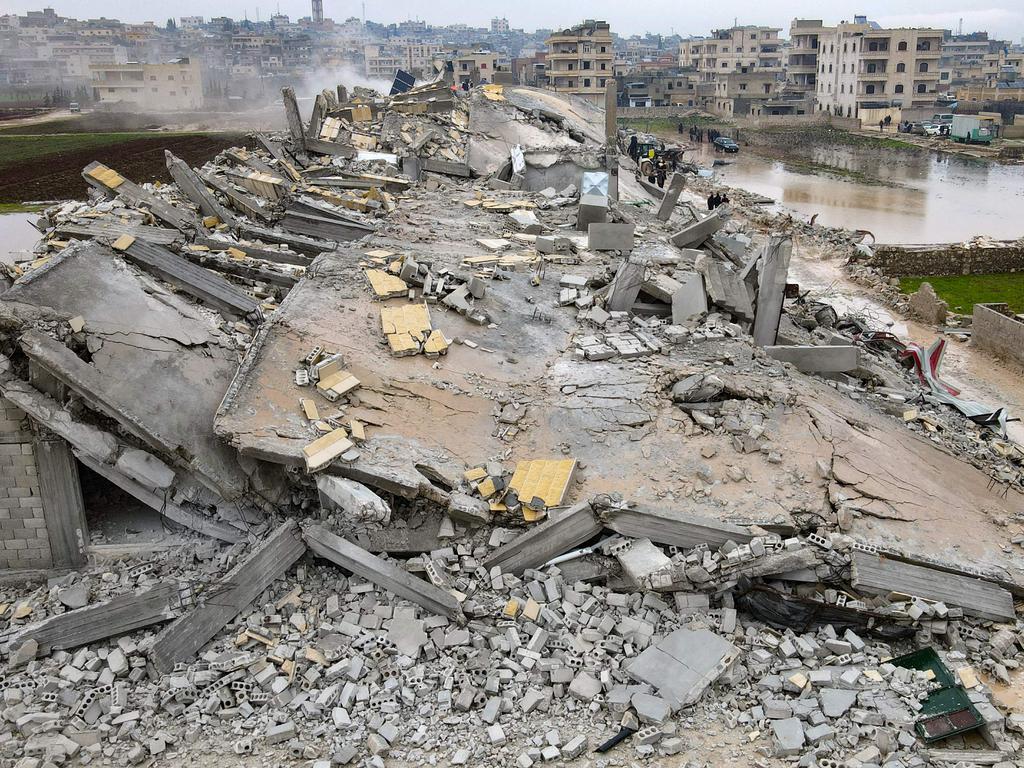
[[707, 191, 730, 210], [625, 134, 675, 189], [681, 124, 724, 144]]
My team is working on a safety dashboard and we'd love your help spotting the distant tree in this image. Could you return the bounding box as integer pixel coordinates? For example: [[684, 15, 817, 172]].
[[166, 18, 177, 31]]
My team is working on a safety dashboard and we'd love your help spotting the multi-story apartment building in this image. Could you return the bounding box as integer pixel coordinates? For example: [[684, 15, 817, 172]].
[[982, 46, 1024, 86], [453, 50, 503, 87], [680, 26, 783, 94], [815, 18, 943, 118], [713, 70, 779, 116], [491, 18, 510, 34], [788, 19, 825, 96], [544, 20, 613, 104], [939, 33, 993, 91], [618, 70, 702, 107], [91, 57, 203, 110]]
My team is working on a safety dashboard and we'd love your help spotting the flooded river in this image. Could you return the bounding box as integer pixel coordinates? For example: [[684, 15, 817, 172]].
[[0, 213, 41, 266], [696, 143, 1024, 244]]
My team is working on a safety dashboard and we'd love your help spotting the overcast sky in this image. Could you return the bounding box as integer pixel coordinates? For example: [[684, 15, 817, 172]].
[[9, 1, 1024, 42]]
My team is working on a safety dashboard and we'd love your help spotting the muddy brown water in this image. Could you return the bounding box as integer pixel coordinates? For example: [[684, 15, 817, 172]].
[[693, 143, 1024, 244]]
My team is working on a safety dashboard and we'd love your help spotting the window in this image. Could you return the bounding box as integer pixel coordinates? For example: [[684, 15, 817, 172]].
[[167, 74, 174, 80], [843, 43, 847, 53], [763, 83, 770, 94], [461, 62, 468, 70], [600, 63, 606, 70], [898, 41, 908, 51], [582, 60, 591, 70], [917, 41, 931, 51], [150, 75, 156, 80], [894, 84, 904, 93], [866, 84, 875, 94], [840, 84, 844, 93], [480, 63, 487, 69], [583, 78, 591, 87], [917, 83, 927, 93], [600, 46, 606, 52], [919, 62, 928, 72], [896, 62, 905, 73], [828, 63, 832, 72], [599, 78, 605, 87], [739, 83, 746, 91]]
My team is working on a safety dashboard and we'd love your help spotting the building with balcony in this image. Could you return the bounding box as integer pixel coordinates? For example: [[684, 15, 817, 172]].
[[618, 70, 701, 107], [544, 19, 613, 104], [91, 57, 202, 110], [788, 19, 826, 96], [815, 17, 943, 119]]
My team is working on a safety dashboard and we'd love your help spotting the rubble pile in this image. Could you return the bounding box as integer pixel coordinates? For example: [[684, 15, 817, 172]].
[[1, 80, 1022, 768]]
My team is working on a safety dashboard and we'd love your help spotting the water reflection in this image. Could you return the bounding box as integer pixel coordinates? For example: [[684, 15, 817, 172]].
[[699, 144, 1023, 244]]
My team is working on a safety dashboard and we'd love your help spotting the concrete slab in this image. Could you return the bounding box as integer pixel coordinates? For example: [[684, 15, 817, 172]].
[[671, 273, 708, 324], [765, 345, 859, 373], [587, 223, 635, 252], [625, 628, 738, 709], [576, 194, 608, 231]]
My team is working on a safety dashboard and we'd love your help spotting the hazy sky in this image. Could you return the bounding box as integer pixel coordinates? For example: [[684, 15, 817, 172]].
[[9, 1, 1024, 41]]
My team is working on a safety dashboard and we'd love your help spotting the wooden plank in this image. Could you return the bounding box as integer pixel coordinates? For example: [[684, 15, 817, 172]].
[[601, 504, 752, 549], [164, 150, 235, 225], [303, 524, 464, 622], [11, 581, 180, 654], [851, 551, 1015, 622], [482, 502, 602, 575], [115, 237, 259, 318], [76, 453, 241, 544], [34, 436, 87, 568], [149, 520, 305, 674]]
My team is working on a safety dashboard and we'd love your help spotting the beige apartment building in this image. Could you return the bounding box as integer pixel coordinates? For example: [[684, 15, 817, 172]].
[[545, 20, 614, 104], [680, 26, 783, 83], [815, 20, 942, 119], [788, 19, 825, 96], [91, 57, 203, 110]]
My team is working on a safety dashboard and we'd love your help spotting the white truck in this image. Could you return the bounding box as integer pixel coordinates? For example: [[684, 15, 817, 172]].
[[951, 115, 995, 144]]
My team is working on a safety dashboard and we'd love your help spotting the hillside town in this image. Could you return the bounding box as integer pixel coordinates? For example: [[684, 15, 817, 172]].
[[1, 4, 1024, 768], [1, 6, 1023, 130]]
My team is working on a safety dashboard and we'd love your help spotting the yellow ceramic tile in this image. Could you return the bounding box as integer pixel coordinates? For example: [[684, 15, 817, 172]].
[[365, 269, 408, 299], [509, 459, 577, 509]]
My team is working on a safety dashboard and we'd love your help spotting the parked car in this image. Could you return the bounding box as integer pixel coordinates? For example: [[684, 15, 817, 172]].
[[69, 102, 80, 113], [713, 136, 739, 153], [922, 123, 942, 136]]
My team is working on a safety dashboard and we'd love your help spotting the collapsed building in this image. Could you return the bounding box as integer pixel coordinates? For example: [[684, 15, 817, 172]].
[[0, 80, 1023, 768]]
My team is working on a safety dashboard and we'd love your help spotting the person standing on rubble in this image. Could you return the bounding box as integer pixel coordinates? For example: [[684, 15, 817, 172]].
[[655, 159, 667, 188], [628, 134, 638, 161]]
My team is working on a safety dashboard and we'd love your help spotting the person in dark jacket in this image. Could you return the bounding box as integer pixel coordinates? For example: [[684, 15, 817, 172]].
[[628, 135, 638, 161]]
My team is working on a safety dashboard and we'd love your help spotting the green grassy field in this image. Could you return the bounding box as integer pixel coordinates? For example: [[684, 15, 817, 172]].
[[900, 274, 1024, 314], [618, 115, 724, 134], [0, 202, 47, 213]]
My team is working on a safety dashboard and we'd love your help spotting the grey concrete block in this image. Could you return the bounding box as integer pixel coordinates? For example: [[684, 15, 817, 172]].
[[587, 223, 635, 252]]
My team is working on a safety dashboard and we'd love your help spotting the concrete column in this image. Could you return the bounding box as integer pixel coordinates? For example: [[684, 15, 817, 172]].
[[604, 81, 619, 202], [35, 436, 87, 568], [281, 86, 307, 151], [752, 236, 793, 347]]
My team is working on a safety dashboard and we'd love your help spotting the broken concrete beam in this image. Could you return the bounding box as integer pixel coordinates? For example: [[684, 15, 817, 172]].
[[303, 525, 464, 622], [751, 237, 792, 347], [670, 209, 728, 249], [656, 174, 686, 222], [765, 345, 859, 373], [76, 453, 241, 544], [164, 150, 235, 225], [304, 137, 358, 158], [236, 224, 337, 257], [82, 161, 196, 232], [671, 273, 708, 324], [281, 86, 307, 151], [600, 504, 751, 549], [625, 628, 739, 709], [52, 220, 183, 246], [576, 194, 608, 231], [588, 223, 635, 252], [640, 273, 682, 304], [482, 502, 602, 575], [198, 172, 273, 223], [112, 236, 259, 319], [192, 236, 311, 267], [0, 375, 118, 464], [149, 520, 306, 674], [695, 253, 754, 320], [851, 551, 1015, 622], [420, 158, 471, 177], [317, 476, 391, 525], [252, 133, 303, 181], [12, 581, 180, 655], [605, 257, 647, 313]]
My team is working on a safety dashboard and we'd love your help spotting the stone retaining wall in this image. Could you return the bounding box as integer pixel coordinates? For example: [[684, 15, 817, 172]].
[[973, 303, 1024, 366], [0, 397, 53, 570], [869, 242, 1024, 277]]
